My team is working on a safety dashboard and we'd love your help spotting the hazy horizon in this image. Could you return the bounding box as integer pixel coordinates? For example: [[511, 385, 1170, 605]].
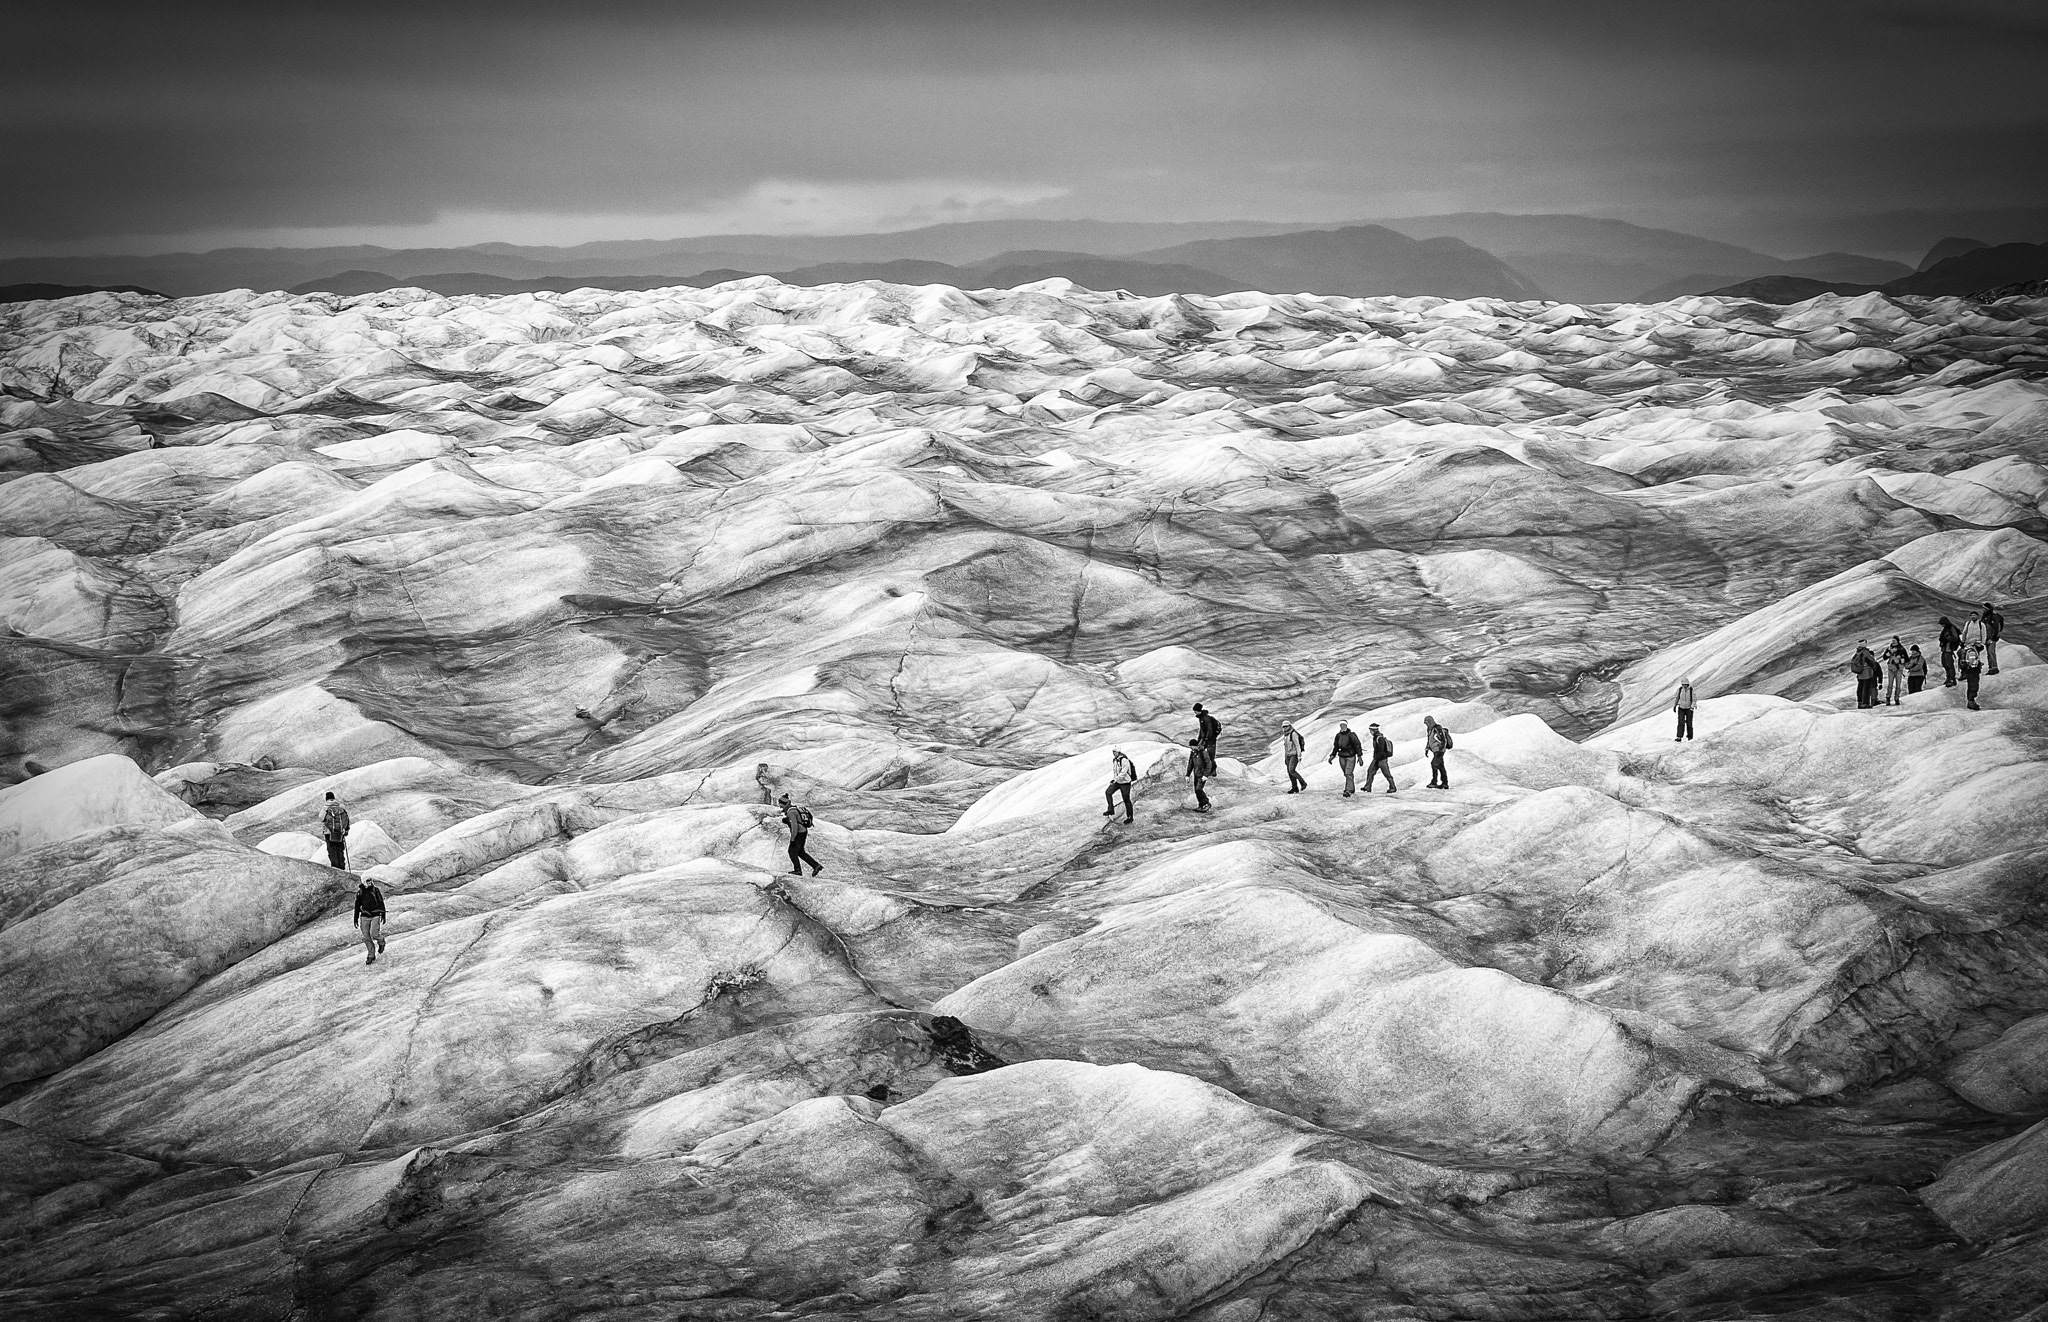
[[8, 1, 2046, 264]]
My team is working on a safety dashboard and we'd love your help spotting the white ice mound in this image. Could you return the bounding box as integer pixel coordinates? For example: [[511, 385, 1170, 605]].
[[0, 754, 200, 857]]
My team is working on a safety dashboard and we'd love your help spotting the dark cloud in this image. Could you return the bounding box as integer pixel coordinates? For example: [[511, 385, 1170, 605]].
[[6, 0, 2043, 253]]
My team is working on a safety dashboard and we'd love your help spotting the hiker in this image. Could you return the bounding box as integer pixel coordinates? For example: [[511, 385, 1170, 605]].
[[352, 876, 387, 965], [1959, 640, 1985, 711], [778, 793, 822, 875], [1938, 616, 1961, 686], [1327, 722, 1363, 796], [1881, 636, 1908, 706], [1983, 602, 2004, 674], [1363, 723, 1397, 794], [1906, 644, 1928, 694], [1184, 738, 1211, 813], [1280, 723, 1307, 793], [1958, 613, 1989, 687], [320, 791, 351, 869], [1192, 703, 1221, 773], [1102, 747, 1137, 823], [1423, 715, 1453, 788], [1849, 642, 1880, 709], [1673, 677, 1697, 741]]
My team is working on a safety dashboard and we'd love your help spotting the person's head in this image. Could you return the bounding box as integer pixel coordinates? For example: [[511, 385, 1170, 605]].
[[1110, 747, 1122, 757], [777, 792, 790, 805], [1283, 723, 1295, 733], [1368, 723, 1381, 732], [1985, 602, 1994, 612], [1940, 616, 1952, 627], [1192, 703, 1205, 713], [1337, 721, 1350, 730], [1680, 676, 1690, 685], [1910, 644, 1922, 652], [1188, 737, 1201, 748], [1423, 714, 1437, 726], [324, 791, 335, 801], [1892, 635, 1901, 644]]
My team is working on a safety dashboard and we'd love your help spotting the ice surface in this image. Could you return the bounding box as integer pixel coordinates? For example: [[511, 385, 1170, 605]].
[[1, 278, 2045, 1317]]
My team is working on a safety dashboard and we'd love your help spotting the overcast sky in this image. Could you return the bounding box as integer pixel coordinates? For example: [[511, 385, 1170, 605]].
[[8, 0, 2045, 257]]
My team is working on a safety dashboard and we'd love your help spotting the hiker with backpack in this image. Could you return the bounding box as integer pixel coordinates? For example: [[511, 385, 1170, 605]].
[[1327, 722, 1363, 796], [1938, 617, 1961, 686], [1849, 642, 1881, 709], [1423, 715, 1453, 788], [778, 793, 822, 875], [1983, 602, 2004, 674], [352, 876, 387, 965], [1184, 738, 1212, 813], [1906, 644, 1928, 694], [1192, 704, 1221, 774], [1280, 723, 1307, 793], [1673, 678, 1696, 741], [1102, 748, 1137, 823], [1362, 723, 1397, 795], [1959, 639, 1986, 711], [1880, 637, 1908, 706], [320, 792, 351, 869]]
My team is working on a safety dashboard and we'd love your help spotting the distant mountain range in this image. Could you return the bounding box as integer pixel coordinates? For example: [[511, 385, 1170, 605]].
[[5, 214, 2040, 305], [1707, 242, 2048, 303]]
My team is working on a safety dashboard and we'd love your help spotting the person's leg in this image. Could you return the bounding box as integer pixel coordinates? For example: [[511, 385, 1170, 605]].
[[327, 838, 346, 868], [1908, 674, 1924, 694], [1987, 638, 1999, 674], [1117, 783, 1133, 822], [372, 915, 385, 953], [1193, 778, 1209, 812], [1339, 756, 1355, 796], [796, 833, 822, 874], [1965, 668, 1981, 708], [358, 917, 377, 963], [1104, 783, 1118, 817], [1285, 756, 1303, 792], [787, 837, 804, 874], [1428, 750, 1443, 787], [1942, 650, 1956, 685]]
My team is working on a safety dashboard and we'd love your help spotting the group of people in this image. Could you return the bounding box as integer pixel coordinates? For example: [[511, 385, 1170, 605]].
[[1850, 605, 2005, 712], [1102, 704, 1459, 823], [323, 602, 2015, 967]]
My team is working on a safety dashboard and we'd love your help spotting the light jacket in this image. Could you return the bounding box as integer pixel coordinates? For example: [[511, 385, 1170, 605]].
[[1674, 683, 1695, 710]]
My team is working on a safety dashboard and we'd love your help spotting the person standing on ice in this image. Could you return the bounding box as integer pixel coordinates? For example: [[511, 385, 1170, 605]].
[[1906, 644, 1928, 694], [1423, 715, 1453, 787], [1362, 723, 1397, 795], [352, 876, 387, 965], [1102, 748, 1137, 823], [1192, 704, 1221, 774], [1849, 643, 1880, 709], [1280, 723, 1307, 793], [1881, 637, 1908, 706], [1183, 738, 1212, 813], [1673, 678, 1697, 740], [1958, 613, 1989, 683], [1982, 602, 2005, 674], [778, 793, 822, 875], [320, 791, 351, 870], [1327, 722, 1363, 796], [1959, 640, 1986, 711], [1938, 616, 1962, 686]]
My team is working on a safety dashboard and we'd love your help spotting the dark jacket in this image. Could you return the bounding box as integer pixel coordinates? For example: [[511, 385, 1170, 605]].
[[1939, 620, 1961, 653], [1984, 607, 2004, 641], [1196, 711, 1221, 745], [1851, 648, 1879, 679], [1330, 730, 1362, 758], [1370, 732, 1394, 761], [1185, 747, 1207, 779], [352, 883, 386, 922]]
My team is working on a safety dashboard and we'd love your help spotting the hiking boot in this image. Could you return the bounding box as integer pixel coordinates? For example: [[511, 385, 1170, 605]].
[[365, 954, 375, 965], [789, 868, 803, 875], [809, 865, 822, 876], [377, 937, 386, 953], [1968, 701, 1981, 710], [1122, 816, 1133, 824], [1989, 668, 2000, 674], [1101, 810, 1114, 817]]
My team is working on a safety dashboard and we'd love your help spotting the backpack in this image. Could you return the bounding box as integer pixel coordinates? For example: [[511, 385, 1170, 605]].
[[1113, 754, 1135, 783], [1373, 733, 1393, 760], [322, 802, 350, 839], [1440, 728, 1453, 751], [791, 805, 813, 831]]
